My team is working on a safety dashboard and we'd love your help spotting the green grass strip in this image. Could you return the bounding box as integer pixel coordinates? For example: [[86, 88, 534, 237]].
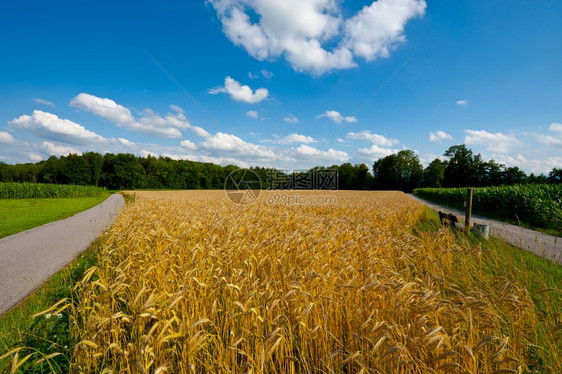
[[0, 239, 100, 373], [0, 194, 110, 239]]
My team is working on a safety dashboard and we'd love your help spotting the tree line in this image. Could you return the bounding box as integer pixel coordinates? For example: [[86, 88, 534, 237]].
[[372, 145, 561, 191], [0, 145, 559, 191]]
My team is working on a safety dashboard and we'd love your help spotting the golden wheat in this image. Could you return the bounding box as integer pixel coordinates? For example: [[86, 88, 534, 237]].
[[43, 191, 556, 372]]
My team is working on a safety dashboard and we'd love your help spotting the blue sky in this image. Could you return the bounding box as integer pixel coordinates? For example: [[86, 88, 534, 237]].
[[1, 0, 561, 173]]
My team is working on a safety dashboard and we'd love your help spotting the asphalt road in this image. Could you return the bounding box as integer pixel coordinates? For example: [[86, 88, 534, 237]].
[[0, 194, 125, 316], [409, 194, 562, 265]]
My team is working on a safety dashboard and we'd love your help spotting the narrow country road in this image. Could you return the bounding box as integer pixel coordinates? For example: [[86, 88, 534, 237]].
[[0, 194, 125, 316], [409, 194, 562, 265]]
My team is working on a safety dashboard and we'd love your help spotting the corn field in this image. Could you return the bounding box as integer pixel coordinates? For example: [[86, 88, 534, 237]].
[[414, 184, 562, 232], [0, 182, 106, 199], [12, 190, 562, 373]]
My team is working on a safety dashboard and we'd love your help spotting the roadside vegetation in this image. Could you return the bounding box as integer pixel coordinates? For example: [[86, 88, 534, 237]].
[[2, 191, 559, 373], [0, 240, 99, 373], [414, 184, 562, 236], [0, 182, 105, 199]]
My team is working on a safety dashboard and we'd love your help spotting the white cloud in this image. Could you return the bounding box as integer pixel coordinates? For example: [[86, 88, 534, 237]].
[[41, 141, 81, 156], [210, 0, 425, 75], [246, 110, 259, 119], [28, 153, 43, 162], [284, 115, 299, 123], [261, 69, 273, 79], [456, 99, 469, 106], [34, 98, 56, 108], [200, 132, 276, 159], [357, 144, 398, 159], [180, 139, 197, 150], [343, 0, 426, 61], [169, 104, 184, 114], [536, 135, 562, 149], [464, 129, 521, 154], [549, 122, 562, 133], [282, 133, 315, 144], [346, 130, 398, 146], [292, 144, 349, 162], [9, 110, 105, 145], [70, 93, 208, 138], [534, 122, 562, 149], [248, 72, 259, 80], [140, 150, 158, 158], [428, 130, 452, 143], [208, 76, 269, 104], [118, 137, 135, 146], [264, 133, 316, 144], [0, 131, 15, 143], [318, 110, 357, 124]]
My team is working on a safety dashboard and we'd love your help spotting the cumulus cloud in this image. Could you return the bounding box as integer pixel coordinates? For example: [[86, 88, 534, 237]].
[[292, 144, 349, 162], [284, 115, 299, 123], [264, 133, 316, 144], [318, 110, 357, 124], [208, 76, 269, 104], [0, 131, 15, 143], [28, 153, 43, 162], [9, 110, 106, 145], [246, 110, 259, 119], [534, 122, 562, 149], [464, 129, 521, 154], [169, 104, 184, 114], [200, 132, 276, 159], [549, 122, 562, 133], [428, 130, 452, 143], [180, 139, 197, 150], [70, 93, 208, 138], [282, 133, 315, 144], [210, 0, 426, 74], [346, 130, 398, 146], [41, 141, 81, 156], [536, 135, 562, 148], [343, 0, 427, 61], [356, 144, 397, 159], [456, 99, 469, 106], [34, 98, 56, 108]]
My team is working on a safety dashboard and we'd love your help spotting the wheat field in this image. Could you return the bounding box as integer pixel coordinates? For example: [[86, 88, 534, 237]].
[[45, 190, 558, 373]]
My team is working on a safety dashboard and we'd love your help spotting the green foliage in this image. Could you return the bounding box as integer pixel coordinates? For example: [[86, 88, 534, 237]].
[[0, 183, 106, 199], [414, 184, 562, 232], [422, 159, 445, 187], [373, 150, 423, 192]]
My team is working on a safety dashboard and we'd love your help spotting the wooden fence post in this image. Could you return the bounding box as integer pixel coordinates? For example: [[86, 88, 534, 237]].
[[465, 188, 473, 233]]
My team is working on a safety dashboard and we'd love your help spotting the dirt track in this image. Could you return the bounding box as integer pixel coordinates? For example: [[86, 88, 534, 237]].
[[0, 194, 125, 316], [409, 194, 562, 265]]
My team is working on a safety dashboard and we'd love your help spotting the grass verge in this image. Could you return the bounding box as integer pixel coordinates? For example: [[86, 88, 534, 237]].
[[0, 239, 100, 373], [414, 207, 562, 372], [414, 193, 562, 237], [0, 193, 110, 239]]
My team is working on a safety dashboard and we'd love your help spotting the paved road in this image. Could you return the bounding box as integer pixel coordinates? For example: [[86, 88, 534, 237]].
[[409, 194, 562, 265], [0, 194, 125, 316]]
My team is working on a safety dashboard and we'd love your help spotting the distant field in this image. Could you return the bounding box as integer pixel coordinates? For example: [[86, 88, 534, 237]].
[[2, 190, 556, 373], [0, 194, 110, 238], [0, 182, 106, 199], [414, 184, 562, 235]]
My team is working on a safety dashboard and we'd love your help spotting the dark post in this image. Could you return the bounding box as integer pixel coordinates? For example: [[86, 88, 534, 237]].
[[465, 188, 473, 233]]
